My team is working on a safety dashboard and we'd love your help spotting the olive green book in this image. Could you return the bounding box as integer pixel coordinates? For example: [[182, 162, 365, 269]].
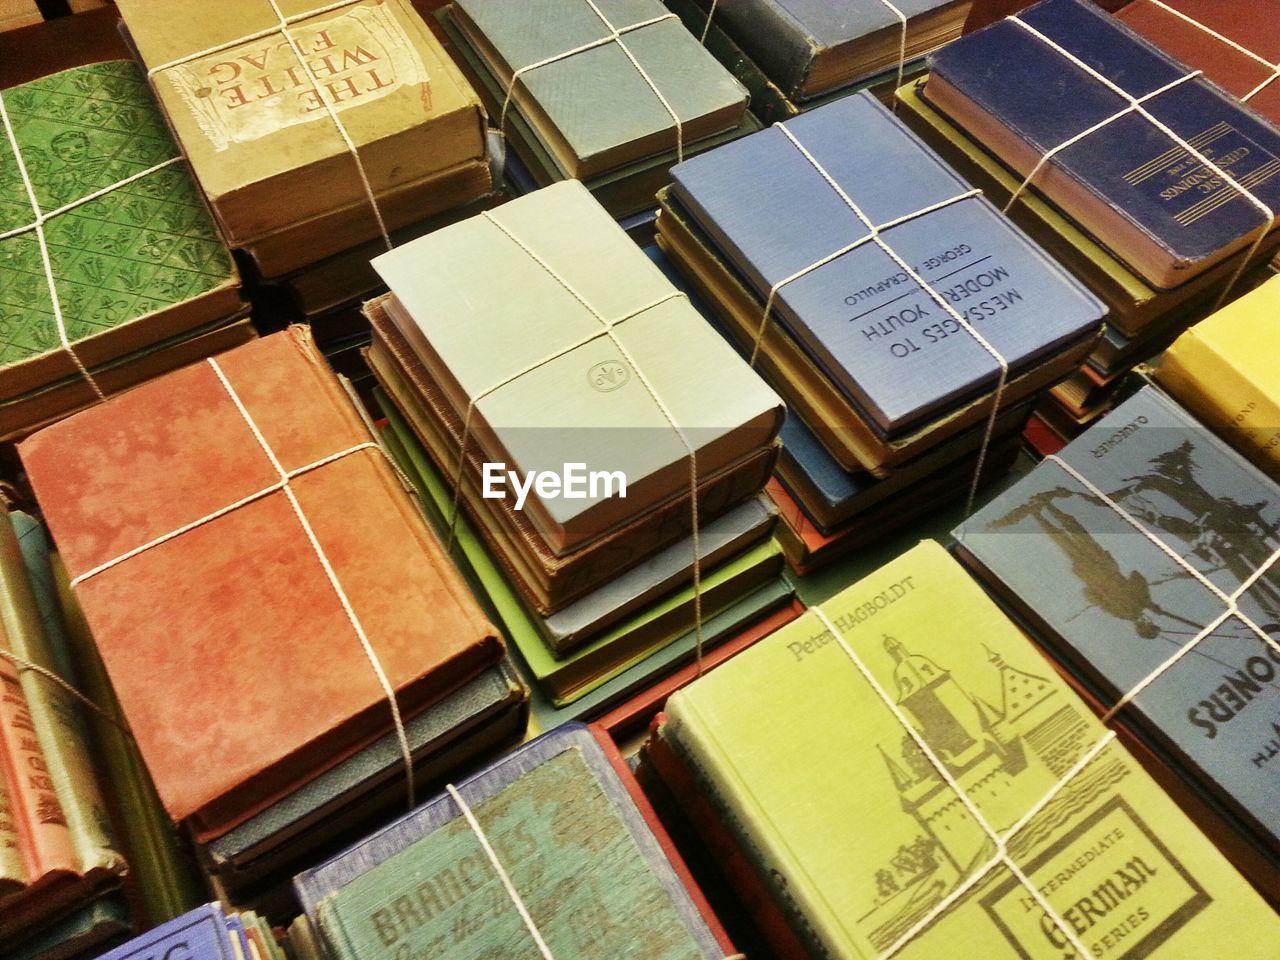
[[0, 61, 243, 408], [663, 540, 1280, 959]]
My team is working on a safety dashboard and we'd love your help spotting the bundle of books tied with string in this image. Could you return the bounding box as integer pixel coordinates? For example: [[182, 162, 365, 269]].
[[362, 180, 796, 731], [655, 89, 1105, 571], [900, 0, 1280, 434]]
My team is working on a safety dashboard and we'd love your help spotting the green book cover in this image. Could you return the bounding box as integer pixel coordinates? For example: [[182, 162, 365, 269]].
[[665, 540, 1280, 959], [0, 61, 240, 400], [452, 0, 747, 178]]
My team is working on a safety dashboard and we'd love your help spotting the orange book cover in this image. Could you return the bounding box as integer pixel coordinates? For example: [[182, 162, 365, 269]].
[[19, 328, 502, 840]]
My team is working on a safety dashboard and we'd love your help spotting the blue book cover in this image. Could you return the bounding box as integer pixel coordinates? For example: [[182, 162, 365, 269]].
[[92, 905, 236, 960], [956, 386, 1280, 853], [927, 0, 1280, 288], [293, 724, 726, 960], [669, 91, 1104, 436]]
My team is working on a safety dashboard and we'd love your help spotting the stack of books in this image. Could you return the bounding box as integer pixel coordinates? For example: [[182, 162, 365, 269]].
[[363, 179, 793, 730], [1156, 271, 1280, 482], [955, 384, 1280, 896], [0, 503, 129, 960], [669, 0, 972, 122], [907, 0, 1280, 434], [436, 0, 758, 217], [88, 903, 284, 960], [16, 330, 528, 907], [645, 540, 1280, 956], [656, 91, 1105, 571], [0, 61, 250, 440], [290, 723, 738, 960], [114, 0, 501, 321]]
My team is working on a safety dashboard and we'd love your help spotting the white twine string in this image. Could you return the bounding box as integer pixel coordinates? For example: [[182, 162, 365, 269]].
[[0, 648, 132, 735], [1005, 15, 1277, 311], [761, 122, 1009, 516], [0, 94, 186, 401], [446, 210, 711, 670], [698, 0, 718, 43], [146, 0, 394, 252], [1143, 0, 1280, 103], [1041, 453, 1280, 722], [877, 0, 909, 114], [498, 5, 686, 163], [69, 358, 416, 808], [809, 605, 1111, 959], [447, 783, 556, 960], [446, 779, 748, 959]]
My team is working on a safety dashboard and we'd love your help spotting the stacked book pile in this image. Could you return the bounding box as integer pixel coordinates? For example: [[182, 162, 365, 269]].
[[362, 179, 793, 730], [290, 723, 738, 960], [656, 90, 1105, 572], [115, 0, 502, 325], [16, 330, 529, 908], [644, 540, 1280, 956], [436, 0, 758, 217], [902, 0, 1280, 436], [0, 504, 129, 960], [955, 383, 1280, 896], [667, 0, 973, 122], [0, 61, 250, 440]]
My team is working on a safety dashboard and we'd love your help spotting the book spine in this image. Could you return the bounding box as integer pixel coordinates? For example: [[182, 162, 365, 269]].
[[0, 513, 124, 879], [663, 710, 839, 960], [0, 653, 76, 881], [1157, 331, 1280, 481], [0, 763, 25, 891], [49, 553, 204, 925]]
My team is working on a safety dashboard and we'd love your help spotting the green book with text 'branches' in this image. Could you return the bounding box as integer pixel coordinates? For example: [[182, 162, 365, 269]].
[[0, 61, 243, 411], [662, 540, 1280, 959]]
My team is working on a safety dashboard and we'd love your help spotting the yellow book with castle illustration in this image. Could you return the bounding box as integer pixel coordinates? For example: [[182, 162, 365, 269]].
[[1157, 274, 1280, 482], [661, 540, 1280, 959]]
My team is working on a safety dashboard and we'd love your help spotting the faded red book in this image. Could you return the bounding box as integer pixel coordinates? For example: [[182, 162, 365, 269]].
[[1115, 0, 1280, 124], [20, 328, 502, 841]]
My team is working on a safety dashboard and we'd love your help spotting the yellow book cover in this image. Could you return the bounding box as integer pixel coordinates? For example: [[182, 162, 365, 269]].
[[1157, 274, 1280, 481], [664, 540, 1280, 959]]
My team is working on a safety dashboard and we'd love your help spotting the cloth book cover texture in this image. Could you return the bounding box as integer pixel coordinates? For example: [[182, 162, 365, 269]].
[[0, 61, 242, 400], [371, 179, 783, 554], [1156, 273, 1280, 481], [663, 540, 1280, 959], [1115, 0, 1280, 126], [115, 0, 487, 243], [926, 0, 1280, 285], [451, 0, 747, 176], [18, 327, 501, 835], [668, 91, 1104, 436], [94, 904, 240, 960], [295, 723, 726, 959], [957, 386, 1280, 855]]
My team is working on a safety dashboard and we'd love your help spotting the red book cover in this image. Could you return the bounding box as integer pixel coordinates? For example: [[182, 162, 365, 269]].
[[19, 328, 502, 840], [1116, 0, 1280, 124]]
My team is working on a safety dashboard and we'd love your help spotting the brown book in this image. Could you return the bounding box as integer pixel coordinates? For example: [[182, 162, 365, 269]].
[[115, 0, 489, 254], [1116, 0, 1280, 125], [366, 296, 779, 615], [19, 327, 503, 841]]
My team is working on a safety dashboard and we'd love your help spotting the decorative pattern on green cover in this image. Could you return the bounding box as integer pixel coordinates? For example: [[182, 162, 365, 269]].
[[0, 62, 234, 367]]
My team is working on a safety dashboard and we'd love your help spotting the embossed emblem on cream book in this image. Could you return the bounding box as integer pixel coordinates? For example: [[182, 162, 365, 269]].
[[163, 3, 431, 151]]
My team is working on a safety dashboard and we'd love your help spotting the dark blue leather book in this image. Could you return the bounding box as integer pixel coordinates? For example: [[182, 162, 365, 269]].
[[955, 385, 1280, 855], [669, 91, 1104, 437], [926, 0, 1280, 290]]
